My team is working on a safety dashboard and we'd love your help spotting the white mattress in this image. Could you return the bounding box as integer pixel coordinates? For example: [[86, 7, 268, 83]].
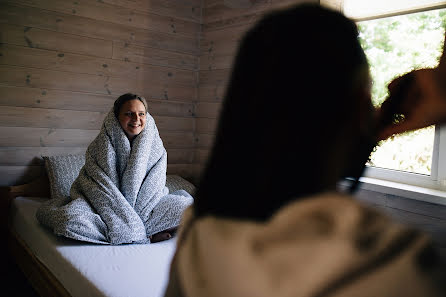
[[10, 197, 178, 297]]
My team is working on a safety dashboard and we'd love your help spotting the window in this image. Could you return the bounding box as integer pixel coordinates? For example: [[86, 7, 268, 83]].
[[321, 0, 446, 191], [359, 9, 445, 176]]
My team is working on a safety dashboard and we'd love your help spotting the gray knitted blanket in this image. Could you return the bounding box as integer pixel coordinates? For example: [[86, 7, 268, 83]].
[[36, 109, 193, 244]]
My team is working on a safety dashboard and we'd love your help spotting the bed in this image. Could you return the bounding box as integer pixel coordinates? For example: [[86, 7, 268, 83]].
[[2, 156, 196, 297]]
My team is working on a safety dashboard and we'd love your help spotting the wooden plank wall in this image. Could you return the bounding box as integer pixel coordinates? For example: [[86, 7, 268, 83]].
[[195, 0, 317, 179], [0, 0, 202, 186], [352, 188, 446, 248]]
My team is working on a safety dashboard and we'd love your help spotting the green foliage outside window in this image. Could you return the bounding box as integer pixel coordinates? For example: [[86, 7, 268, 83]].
[[357, 9, 446, 175]]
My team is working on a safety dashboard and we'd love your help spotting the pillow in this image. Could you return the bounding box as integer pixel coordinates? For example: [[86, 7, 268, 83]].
[[166, 175, 196, 196], [43, 154, 85, 199], [43, 154, 196, 199]]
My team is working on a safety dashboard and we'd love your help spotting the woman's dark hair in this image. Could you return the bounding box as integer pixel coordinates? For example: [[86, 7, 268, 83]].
[[113, 93, 148, 118], [194, 4, 370, 221]]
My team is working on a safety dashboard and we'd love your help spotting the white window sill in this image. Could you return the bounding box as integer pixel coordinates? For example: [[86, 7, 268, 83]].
[[340, 177, 446, 206]]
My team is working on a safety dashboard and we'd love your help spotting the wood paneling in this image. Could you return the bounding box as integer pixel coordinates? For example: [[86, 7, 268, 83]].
[[0, 44, 196, 86], [160, 131, 195, 148], [0, 106, 193, 131], [351, 188, 388, 207], [195, 118, 218, 134], [195, 102, 222, 118], [0, 2, 199, 55], [0, 66, 195, 102], [167, 163, 202, 185], [152, 115, 195, 132], [352, 188, 446, 247], [386, 194, 446, 221], [112, 41, 198, 71], [204, 0, 271, 24], [204, 11, 262, 32], [102, 0, 202, 23], [201, 25, 248, 55], [198, 83, 227, 102], [201, 40, 239, 60], [0, 0, 201, 186], [382, 207, 446, 247], [194, 148, 211, 165], [166, 149, 195, 164], [0, 106, 106, 130], [194, 133, 215, 149], [199, 69, 230, 85], [0, 147, 88, 166], [0, 127, 100, 148], [0, 165, 46, 187], [200, 54, 235, 71], [0, 23, 113, 58], [0, 127, 194, 148], [0, 86, 194, 117], [10, 0, 200, 37]]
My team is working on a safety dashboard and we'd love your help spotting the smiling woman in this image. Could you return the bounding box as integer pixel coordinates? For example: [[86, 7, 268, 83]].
[[114, 93, 148, 142], [36, 92, 194, 245]]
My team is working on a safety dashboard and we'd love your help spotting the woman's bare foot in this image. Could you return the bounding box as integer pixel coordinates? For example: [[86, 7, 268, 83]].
[[149, 227, 177, 243]]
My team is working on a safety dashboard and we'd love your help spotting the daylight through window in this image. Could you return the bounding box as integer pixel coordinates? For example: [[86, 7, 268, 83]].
[[357, 8, 446, 175]]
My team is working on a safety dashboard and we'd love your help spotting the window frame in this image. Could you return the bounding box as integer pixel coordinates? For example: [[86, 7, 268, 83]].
[[321, 0, 446, 193], [321, 0, 446, 21], [363, 125, 446, 191]]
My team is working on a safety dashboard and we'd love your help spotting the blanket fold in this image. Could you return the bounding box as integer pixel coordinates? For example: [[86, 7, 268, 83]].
[[37, 108, 193, 244]]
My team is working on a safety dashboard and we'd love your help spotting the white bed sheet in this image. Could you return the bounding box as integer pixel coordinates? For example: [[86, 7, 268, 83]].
[[10, 196, 177, 297]]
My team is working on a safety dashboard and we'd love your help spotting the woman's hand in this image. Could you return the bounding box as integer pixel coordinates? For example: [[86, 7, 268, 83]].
[[149, 227, 177, 243], [377, 36, 446, 141]]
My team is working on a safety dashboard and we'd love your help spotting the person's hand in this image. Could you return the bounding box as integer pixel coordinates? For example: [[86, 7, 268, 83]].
[[377, 36, 446, 141], [149, 227, 177, 243]]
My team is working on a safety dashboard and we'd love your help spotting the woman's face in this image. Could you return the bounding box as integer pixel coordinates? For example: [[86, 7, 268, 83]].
[[118, 99, 146, 141]]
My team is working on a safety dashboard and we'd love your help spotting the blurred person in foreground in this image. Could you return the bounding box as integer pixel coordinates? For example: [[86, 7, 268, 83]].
[[164, 4, 446, 297]]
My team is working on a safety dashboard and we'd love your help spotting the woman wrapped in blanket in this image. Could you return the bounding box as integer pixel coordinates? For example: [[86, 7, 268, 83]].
[[163, 4, 446, 297], [37, 93, 193, 244]]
